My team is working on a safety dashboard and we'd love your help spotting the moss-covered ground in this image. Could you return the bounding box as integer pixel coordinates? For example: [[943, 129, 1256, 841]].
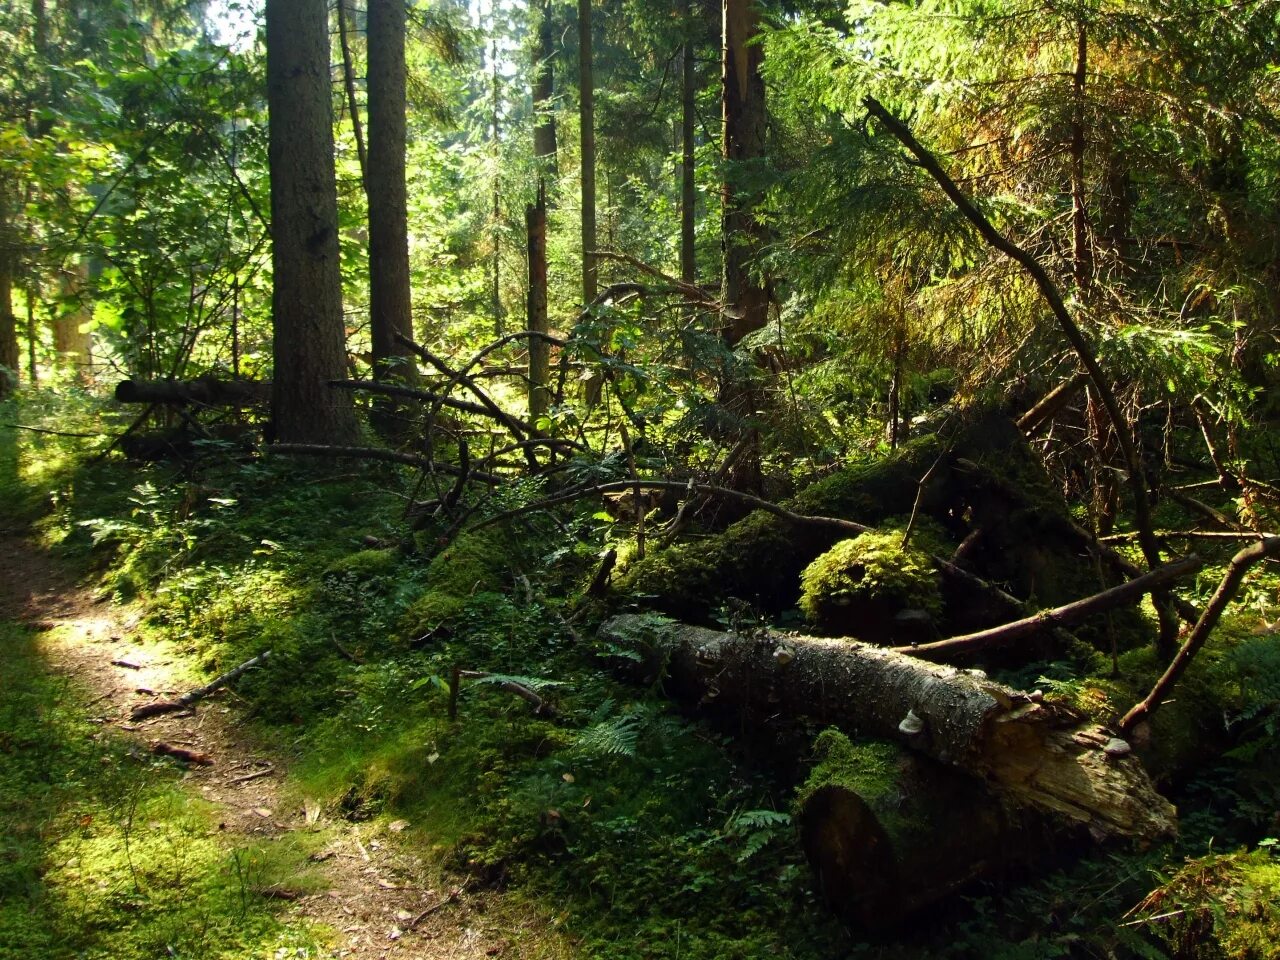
[[5, 390, 1280, 959]]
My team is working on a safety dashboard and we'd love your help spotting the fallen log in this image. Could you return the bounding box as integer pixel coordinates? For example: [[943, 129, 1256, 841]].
[[797, 729, 1039, 928], [115, 377, 271, 407], [601, 615, 1175, 927], [599, 615, 1175, 840]]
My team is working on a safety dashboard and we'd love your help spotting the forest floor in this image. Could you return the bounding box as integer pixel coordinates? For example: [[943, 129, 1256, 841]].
[[0, 525, 564, 960]]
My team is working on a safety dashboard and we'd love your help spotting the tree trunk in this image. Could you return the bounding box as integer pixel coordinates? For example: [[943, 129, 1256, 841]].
[[336, 0, 367, 184], [578, 0, 596, 307], [265, 0, 361, 445], [490, 33, 504, 332], [721, 0, 768, 344], [53, 259, 93, 381], [0, 244, 17, 398], [527, 184, 550, 425], [1069, 20, 1092, 290], [533, 0, 557, 168], [600, 614, 1176, 842], [680, 0, 697, 288], [366, 0, 418, 386]]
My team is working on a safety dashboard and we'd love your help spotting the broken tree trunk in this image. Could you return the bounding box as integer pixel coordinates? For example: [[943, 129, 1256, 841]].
[[601, 614, 1176, 927], [600, 615, 1174, 840], [797, 729, 1042, 928]]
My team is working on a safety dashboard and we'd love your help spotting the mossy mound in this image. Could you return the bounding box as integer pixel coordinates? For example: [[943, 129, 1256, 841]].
[[619, 429, 951, 621], [321, 547, 400, 582], [400, 530, 513, 638], [1133, 848, 1280, 959], [799, 531, 942, 640]]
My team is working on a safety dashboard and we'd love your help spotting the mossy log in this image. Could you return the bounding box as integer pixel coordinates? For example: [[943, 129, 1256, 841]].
[[616, 412, 1102, 630], [600, 614, 1176, 841], [797, 731, 1045, 928]]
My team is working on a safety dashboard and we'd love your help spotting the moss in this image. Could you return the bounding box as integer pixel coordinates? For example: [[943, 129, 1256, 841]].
[[321, 547, 400, 581], [620, 430, 949, 620], [799, 530, 942, 636], [795, 730, 902, 811], [400, 530, 512, 636], [1134, 848, 1280, 959]]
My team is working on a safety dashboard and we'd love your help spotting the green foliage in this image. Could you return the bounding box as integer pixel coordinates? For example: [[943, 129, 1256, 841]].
[[798, 530, 942, 629]]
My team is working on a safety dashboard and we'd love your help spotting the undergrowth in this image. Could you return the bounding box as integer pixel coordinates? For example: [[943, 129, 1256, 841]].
[[7, 389, 1280, 959]]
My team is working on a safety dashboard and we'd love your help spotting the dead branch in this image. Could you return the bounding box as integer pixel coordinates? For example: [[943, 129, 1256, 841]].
[[1018, 371, 1089, 434], [591, 249, 719, 306], [151, 741, 214, 766], [270, 444, 502, 485], [130, 650, 272, 720], [900, 555, 1202, 659], [331, 379, 495, 419], [1120, 536, 1280, 734], [395, 334, 537, 466], [457, 670, 556, 716]]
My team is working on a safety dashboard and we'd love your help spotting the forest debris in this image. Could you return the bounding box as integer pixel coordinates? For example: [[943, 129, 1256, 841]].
[[151, 741, 214, 766], [456, 670, 557, 717], [900, 555, 1202, 659], [601, 614, 1176, 840], [408, 883, 469, 929], [129, 650, 271, 720], [1121, 535, 1280, 734], [110, 658, 142, 670], [227, 765, 275, 785]]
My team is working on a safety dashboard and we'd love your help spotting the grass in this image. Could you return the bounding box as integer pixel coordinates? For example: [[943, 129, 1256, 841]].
[[0, 622, 328, 960]]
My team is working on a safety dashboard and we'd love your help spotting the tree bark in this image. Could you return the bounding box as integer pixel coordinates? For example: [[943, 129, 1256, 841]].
[[578, 0, 596, 307], [0, 239, 16, 398], [526, 184, 550, 425], [533, 0, 557, 167], [265, 0, 361, 445], [601, 614, 1176, 841], [680, 0, 697, 288], [721, 0, 768, 344], [366, 0, 417, 387], [336, 0, 367, 184]]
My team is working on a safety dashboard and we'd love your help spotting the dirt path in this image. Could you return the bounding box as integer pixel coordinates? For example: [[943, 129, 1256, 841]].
[[0, 532, 567, 960]]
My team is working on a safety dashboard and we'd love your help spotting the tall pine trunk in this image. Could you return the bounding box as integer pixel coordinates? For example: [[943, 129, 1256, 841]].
[[367, 0, 418, 386], [721, 0, 768, 345], [579, 0, 596, 306], [528, 0, 556, 425], [680, 0, 697, 287], [265, 0, 361, 445]]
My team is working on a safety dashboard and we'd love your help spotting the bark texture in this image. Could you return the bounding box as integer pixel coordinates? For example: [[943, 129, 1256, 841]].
[[265, 0, 361, 445], [366, 0, 418, 385], [526, 186, 550, 425], [721, 0, 768, 343], [600, 614, 1176, 841]]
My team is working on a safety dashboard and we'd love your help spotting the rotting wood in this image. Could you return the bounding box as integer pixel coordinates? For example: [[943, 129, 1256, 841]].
[[130, 650, 272, 721], [600, 614, 1176, 840], [151, 741, 214, 766], [457, 669, 556, 717]]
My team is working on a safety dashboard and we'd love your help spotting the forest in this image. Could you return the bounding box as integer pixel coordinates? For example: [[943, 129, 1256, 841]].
[[2, 0, 1280, 956]]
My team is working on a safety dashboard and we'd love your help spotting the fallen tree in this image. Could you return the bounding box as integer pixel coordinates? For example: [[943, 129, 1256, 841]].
[[599, 614, 1176, 923], [115, 377, 271, 407]]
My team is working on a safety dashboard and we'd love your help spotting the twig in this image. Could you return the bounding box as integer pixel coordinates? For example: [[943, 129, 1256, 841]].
[[270, 443, 502, 485], [228, 765, 276, 785], [901, 452, 946, 549], [408, 882, 470, 929], [0, 423, 104, 438], [131, 650, 271, 720]]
